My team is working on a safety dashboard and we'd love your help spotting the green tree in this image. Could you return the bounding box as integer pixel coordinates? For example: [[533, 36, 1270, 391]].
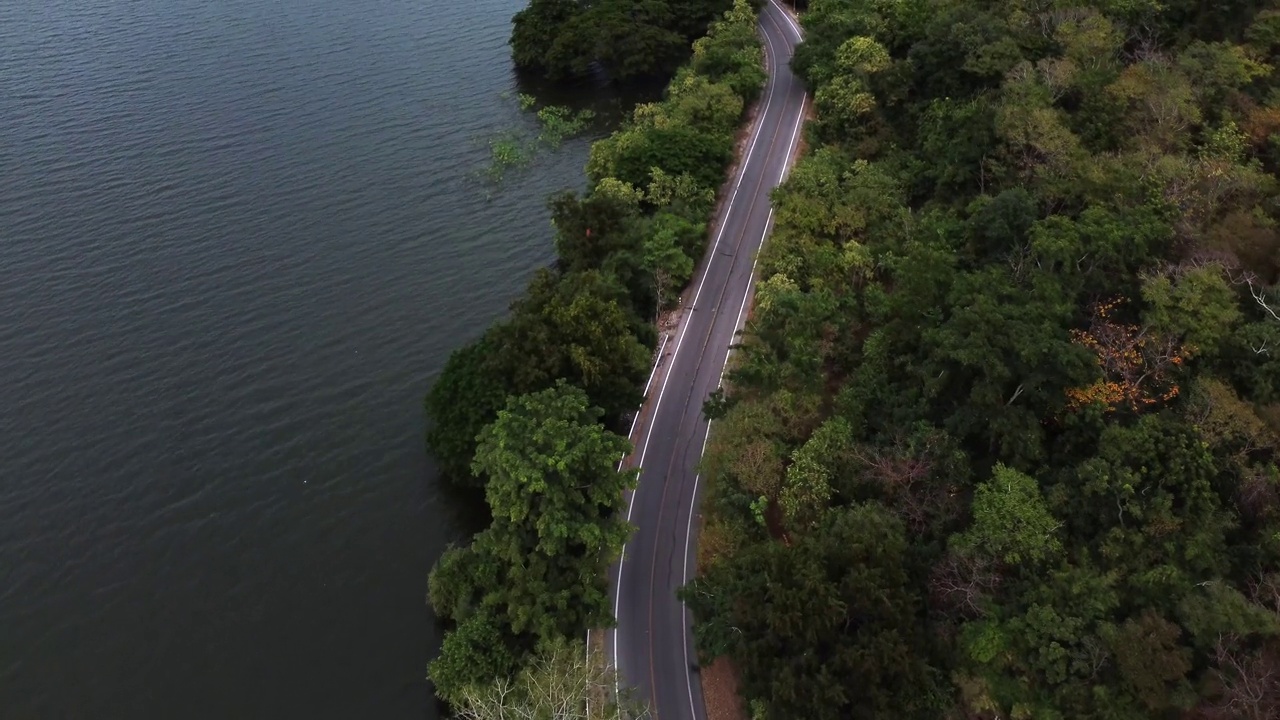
[[1066, 416, 1232, 583], [428, 544, 498, 623], [425, 330, 514, 485], [690, 0, 766, 98], [497, 269, 652, 423], [686, 503, 939, 720], [779, 417, 852, 532], [510, 0, 584, 76], [1140, 262, 1242, 358], [510, 0, 735, 82], [474, 382, 635, 564], [1106, 610, 1195, 712], [429, 384, 639, 704], [955, 464, 1063, 567], [586, 0, 691, 81], [429, 611, 519, 704], [463, 385, 635, 637], [551, 186, 646, 275], [642, 219, 694, 315]]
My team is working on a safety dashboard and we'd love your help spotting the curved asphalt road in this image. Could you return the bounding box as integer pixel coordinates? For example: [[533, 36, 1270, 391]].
[[608, 3, 806, 719]]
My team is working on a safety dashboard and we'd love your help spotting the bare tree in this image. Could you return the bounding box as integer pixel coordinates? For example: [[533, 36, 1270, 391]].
[[1235, 468, 1280, 522], [1246, 277, 1280, 324], [1249, 573, 1280, 615], [1206, 634, 1280, 720], [852, 438, 959, 535], [455, 640, 649, 720], [929, 550, 1002, 620], [1222, 267, 1280, 355]]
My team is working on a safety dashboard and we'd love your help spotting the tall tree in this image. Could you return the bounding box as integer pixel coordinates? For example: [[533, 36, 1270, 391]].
[[429, 384, 638, 702], [685, 503, 939, 720], [425, 329, 514, 485], [467, 382, 636, 638]]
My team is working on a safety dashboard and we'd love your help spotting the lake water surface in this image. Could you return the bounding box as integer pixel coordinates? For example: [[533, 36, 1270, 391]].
[[0, 0, 626, 715]]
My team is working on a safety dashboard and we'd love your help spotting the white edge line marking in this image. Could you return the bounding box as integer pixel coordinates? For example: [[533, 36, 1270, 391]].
[[611, 11, 784, 689], [681, 4, 807, 715], [601, 330, 667, 705], [769, 0, 803, 40], [681, 206, 772, 720], [682, 418, 716, 720]]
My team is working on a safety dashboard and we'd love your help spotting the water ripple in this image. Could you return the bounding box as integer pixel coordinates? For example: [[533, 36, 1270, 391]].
[[0, 0, 586, 716]]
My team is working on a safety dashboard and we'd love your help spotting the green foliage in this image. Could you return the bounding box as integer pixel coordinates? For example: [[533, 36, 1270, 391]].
[[1141, 263, 1242, 358], [649, 210, 706, 265], [690, 0, 766, 99], [779, 417, 852, 532], [955, 465, 1062, 567], [550, 187, 646, 277], [643, 217, 695, 314], [428, 545, 492, 622], [429, 612, 519, 703], [424, 268, 650, 485], [1106, 610, 1195, 713], [478, 97, 594, 188], [510, 0, 734, 82], [587, 18, 758, 191], [607, 125, 734, 192], [688, 0, 1280, 717], [684, 504, 940, 720], [536, 105, 596, 149], [425, 331, 511, 485], [473, 382, 635, 562], [428, 384, 636, 700], [510, 0, 582, 75], [499, 269, 652, 422], [484, 131, 533, 184]]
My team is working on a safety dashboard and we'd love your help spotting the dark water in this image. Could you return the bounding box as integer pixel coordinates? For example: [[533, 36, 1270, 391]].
[[0, 0, 632, 716]]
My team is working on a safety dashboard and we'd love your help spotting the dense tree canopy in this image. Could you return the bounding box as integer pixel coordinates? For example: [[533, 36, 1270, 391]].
[[685, 503, 936, 719], [510, 0, 738, 82], [689, 1, 1280, 718]]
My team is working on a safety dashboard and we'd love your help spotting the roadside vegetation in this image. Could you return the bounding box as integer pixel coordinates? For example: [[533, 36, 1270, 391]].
[[423, 0, 766, 711], [683, 1, 1280, 719]]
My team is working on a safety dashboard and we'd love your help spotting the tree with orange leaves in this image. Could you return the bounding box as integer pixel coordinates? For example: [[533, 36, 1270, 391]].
[[1065, 298, 1192, 412]]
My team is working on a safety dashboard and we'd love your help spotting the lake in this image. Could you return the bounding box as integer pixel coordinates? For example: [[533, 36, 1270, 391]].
[[0, 0, 630, 715]]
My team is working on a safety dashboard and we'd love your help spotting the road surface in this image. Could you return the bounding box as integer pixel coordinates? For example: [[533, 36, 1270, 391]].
[[609, 3, 806, 719]]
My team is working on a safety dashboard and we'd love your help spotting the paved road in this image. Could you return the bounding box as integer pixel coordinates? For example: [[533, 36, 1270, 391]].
[[609, 3, 806, 719]]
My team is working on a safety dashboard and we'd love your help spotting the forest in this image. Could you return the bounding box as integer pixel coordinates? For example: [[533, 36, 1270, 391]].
[[510, 0, 739, 81], [683, 1, 1280, 719], [423, 0, 765, 713]]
